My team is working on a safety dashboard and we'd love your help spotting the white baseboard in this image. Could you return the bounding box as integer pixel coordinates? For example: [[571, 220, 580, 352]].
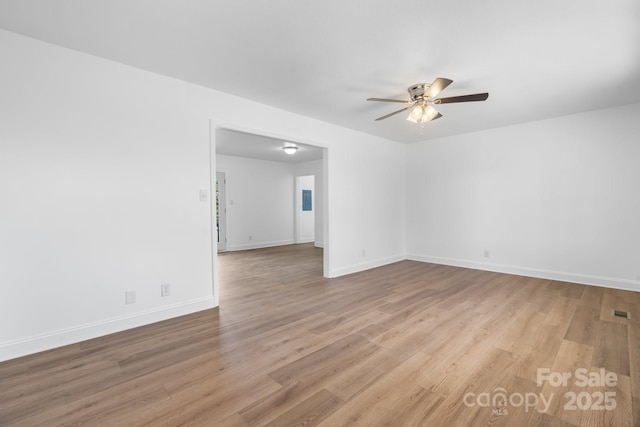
[[330, 254, 405, 278], [406, 253, 640, 293], [314, 241, 324, 248], [0, 296, 217, 363], [227, 239, 295, 251]]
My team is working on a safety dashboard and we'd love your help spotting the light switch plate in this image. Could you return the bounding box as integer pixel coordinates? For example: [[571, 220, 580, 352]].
[[125, 290, 136, 304], [161, 283, 170, 297]]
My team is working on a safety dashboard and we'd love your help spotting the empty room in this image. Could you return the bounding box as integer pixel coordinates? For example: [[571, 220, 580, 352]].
[[1, 1, 639, 426]]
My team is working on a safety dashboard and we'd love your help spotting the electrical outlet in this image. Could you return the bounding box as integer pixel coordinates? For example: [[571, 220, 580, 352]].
[[161, 283, 170, 297], [362, 250, 366, 258], [248, 235, 252, 241], [125, 290, 136, 304], [484, 249, 490, 258]]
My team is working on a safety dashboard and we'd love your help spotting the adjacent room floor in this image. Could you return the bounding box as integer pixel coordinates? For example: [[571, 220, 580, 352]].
[[1, 243, 638, 425]]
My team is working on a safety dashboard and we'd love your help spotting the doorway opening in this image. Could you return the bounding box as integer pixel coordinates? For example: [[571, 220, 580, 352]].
[[210, 123, 330, 303], [295, 175, 315, 244]]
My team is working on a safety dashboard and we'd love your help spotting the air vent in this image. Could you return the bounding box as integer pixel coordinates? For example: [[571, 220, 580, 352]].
[[611, 309, 631, 319]]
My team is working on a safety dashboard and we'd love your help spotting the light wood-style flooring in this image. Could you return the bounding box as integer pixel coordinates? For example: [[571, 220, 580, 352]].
[[1, 244, 639, 426]]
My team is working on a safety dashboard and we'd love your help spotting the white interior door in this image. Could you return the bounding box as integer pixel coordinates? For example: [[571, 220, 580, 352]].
[[216, 172, 227, 251]]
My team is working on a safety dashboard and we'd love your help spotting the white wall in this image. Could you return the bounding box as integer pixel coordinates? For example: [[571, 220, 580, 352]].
[[406, 102, 640, 291], [215, 156, 321, 250], [0, 29, 406, 361], [327, 138, 406, 276], [216, 154, 295, 250], [296, 175, 315, 243], [0, 30, 216, 361]]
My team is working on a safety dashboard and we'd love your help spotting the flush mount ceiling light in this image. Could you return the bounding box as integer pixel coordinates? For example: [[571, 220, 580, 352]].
[[367, 77, 488, 124], [282, 145, 298, 154]]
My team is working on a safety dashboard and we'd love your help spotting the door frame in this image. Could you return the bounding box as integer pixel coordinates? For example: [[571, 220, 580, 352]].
[[216, 171, 227, 251]]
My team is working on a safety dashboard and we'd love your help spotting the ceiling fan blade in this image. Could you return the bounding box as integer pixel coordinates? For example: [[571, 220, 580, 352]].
[[374, 106, 412, 121], [424, 77, 453, 99], [434, 93, 489, 104], [367, 97, 410, 103]]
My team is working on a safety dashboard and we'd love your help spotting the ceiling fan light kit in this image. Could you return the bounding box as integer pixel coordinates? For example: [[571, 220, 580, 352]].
[[367, 77, 488, 125], [407, 105, 439, 123]]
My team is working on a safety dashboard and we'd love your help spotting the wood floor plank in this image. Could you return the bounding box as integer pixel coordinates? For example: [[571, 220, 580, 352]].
[[138, 367, 282, 426], [545, 339, 593, 425], [632, 397, 640, 426], [317, 351, 435, 426], [373, 306, 452, 358], [579, 373, 633, 427], [375, 296, 442, 330], [420, 347, 521, 426], [267, 333, 370, 386], [580, 285, 604, 309], [592, 320, 630, 377], [419, 326, 509, 399], [262, 389, 342, 427], [0, 243, 638, 426], [323, 347, 401, 402], [527, 412, 577, 427], [564, 304, 601, 347], [16, 376, 171, 426], [629, 318, 640, 399], [494, 307, 548, 355], [385, 386, 443, 427], [239, 336, 381, 425], [516, 326, 567, 384], [547, 280, 586, 300], [512, 277, 554, 313], [213, 413, 251, 427], [544, 296, 579, 332]]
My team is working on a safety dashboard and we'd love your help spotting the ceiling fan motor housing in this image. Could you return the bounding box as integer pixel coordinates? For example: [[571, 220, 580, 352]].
[[408, 83, 430, 102]]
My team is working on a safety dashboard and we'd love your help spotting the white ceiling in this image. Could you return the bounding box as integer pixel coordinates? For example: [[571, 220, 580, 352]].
[[1, 0, 639, 143], [216, 128, 323, 164]]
